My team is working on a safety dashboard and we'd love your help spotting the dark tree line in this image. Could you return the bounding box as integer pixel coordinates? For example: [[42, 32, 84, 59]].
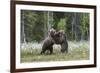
[[21, 10, 89, 43]]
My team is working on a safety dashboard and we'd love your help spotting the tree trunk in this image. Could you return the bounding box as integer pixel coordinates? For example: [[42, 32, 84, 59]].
[[43, 12, 48, 38], [71, 13, 74, 40], [72, 13, 81, 41], [21, 11, 26, 43], [47, 12, 53, 32]]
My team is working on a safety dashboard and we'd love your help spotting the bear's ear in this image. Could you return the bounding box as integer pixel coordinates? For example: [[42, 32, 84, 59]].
[[49, 28, 56, 34], [51, 28, 56, 32]]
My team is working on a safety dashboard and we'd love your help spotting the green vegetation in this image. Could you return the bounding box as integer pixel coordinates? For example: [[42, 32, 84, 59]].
[[21, 10, 89, 43], [20, 10, 90, 63], [21, 41, 89, 63]]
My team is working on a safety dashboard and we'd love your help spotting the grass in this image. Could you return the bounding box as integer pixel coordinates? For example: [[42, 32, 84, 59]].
[[21, 41, 89, 63]]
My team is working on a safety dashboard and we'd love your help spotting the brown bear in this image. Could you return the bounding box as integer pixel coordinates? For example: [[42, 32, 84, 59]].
[[41, 29, 68, 54], [40, 28, 56, 54], [53, 30, 68, 53]]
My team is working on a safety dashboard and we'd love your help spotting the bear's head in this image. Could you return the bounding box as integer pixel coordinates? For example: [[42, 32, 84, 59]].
[[48, 28, 56, 38]]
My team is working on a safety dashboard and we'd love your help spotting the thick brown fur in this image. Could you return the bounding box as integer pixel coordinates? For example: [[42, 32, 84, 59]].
[[40, 28, 56, 54], [41, 29, 68, 54], [54, 30, 68, 53]]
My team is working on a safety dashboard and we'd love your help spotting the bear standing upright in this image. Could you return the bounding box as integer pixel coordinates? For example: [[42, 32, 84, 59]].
[[40, 28, 56, 54], [53, 30, 68, 53]]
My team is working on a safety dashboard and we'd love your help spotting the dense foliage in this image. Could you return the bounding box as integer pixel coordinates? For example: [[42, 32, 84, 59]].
[[21, 10, 89, 43]]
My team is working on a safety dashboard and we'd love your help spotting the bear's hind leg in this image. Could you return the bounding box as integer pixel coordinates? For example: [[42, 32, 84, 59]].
[[40, 48, 47, 54], [49, 46, 53, 54], [61, 42, 68, 53]]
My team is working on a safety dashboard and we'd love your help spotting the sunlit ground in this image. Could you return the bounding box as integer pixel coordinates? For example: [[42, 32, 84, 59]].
[[20, 41, 89, 63]]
